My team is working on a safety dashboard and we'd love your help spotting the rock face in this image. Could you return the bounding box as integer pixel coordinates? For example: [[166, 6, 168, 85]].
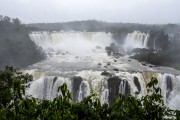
[[101, 71, 112, 77], [166, 76, 173, 100], [107, 76, 131, 105], [125, 81, 130, 96], [141, 62, 147, 66], [107, 62, 111, 66], [105, 43, 122, 57], [98, 63, 102, 66], [113, 68, 119, 72], [107, 76, 121, 106], [71, 76, 83, 102], [105, 46, 112, 55], [119, 79, 131, 97], [133, 76, 141, 93], [52, 77, 58, 90]]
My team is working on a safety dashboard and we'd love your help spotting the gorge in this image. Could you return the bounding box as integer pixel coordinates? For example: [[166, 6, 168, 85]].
[[26, 31, 180, 110]]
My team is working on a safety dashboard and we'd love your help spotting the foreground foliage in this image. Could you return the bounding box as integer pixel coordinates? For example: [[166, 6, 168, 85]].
[[0, 67, 179, 119]]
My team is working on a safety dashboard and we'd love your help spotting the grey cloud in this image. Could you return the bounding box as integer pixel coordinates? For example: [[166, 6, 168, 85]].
[[0, 0, 180, 24]]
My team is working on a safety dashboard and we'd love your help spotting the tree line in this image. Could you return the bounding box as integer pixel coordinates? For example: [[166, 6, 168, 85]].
[[0, 15, 45, 70], [27, 20, 180, 70], [132, 30, 180, 70]]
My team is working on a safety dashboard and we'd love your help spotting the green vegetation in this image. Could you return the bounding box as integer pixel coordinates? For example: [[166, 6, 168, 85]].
[[27, 20, 180, 33], [28, 21, 180, 70], [132, 30, 180, 70], [0, 17, 180, 118], [131, 49, 164, 65], [0, 15, 45, 69], [0, 67, 179, 119], [27, 20, 180, 44], [147, 30, 170, 50], [132, 48, 180, 70]]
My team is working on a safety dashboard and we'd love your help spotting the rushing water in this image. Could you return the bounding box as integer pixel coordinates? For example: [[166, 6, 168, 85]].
[[26, 31, 180, 109], [123, 31, 150, 50]]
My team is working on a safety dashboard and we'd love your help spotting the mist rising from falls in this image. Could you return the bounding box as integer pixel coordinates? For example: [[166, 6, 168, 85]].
[[123, 31, 150, 50], [27, 31, 180, 110], [29, 31, 112, 56]]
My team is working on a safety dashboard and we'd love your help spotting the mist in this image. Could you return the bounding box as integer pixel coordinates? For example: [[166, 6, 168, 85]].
[[30, 31, 113, 56]]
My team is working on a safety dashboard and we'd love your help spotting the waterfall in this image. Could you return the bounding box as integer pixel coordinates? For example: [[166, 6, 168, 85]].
[[123, 31, 149, 50], [27, 76, 71, 100], [153, 37, 156, 50], [101, 80, 109, 104], [119, 79, 130, 97], [168, 75, 180, 110], [27, 31, 180, 110], [78, 80, 90, 102], [29, 31, 113, 55], [160, 74, 176, 104], [26, 69, 180, 109], [143, 33, 150, 48]]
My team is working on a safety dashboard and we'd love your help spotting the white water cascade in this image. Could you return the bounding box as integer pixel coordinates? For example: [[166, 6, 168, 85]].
[[26, 31, 180, 109], [123, 31, 150, 50], [29, 31, 112, 56]]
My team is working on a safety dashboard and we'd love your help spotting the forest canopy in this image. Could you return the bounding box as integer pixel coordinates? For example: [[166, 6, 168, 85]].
[[0, 15, 45, 69]]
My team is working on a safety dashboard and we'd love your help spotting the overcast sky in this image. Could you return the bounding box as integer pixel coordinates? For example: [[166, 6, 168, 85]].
[[0, 0, 180, 24]]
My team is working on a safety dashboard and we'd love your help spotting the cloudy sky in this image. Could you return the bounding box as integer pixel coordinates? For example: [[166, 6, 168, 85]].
[[0, 0, 180, 24]]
